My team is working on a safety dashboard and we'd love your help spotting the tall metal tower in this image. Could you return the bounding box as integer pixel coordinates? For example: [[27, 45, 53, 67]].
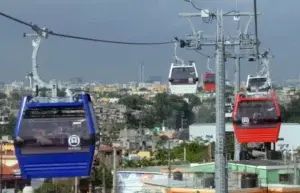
[[139, 62, 145, 83], [214, 10, 228, 193], [178, 3, 260, 192]]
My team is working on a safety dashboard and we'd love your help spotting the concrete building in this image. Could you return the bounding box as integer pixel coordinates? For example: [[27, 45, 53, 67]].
[[130, 163, 300, 193], [184, 160, 300, 187], [95, 145, 122, 169], [94, 103, 127, 126]]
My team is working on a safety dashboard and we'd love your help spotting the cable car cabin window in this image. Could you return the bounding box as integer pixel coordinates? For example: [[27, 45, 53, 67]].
[[248, 78, 267, 88], [170, 67, 197, 84], [18, 107, 91, 155], [204, 74, 215, 83], [236, 100, 279, 128]]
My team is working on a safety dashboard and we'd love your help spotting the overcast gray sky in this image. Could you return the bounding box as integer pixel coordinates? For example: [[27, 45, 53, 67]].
[[0, 0, 298, 83]]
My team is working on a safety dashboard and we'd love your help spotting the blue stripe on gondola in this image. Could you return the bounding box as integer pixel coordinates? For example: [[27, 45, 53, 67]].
[[25, 102, 84, 108]]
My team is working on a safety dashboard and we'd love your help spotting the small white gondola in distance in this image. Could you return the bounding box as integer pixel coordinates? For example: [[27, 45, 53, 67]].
[[225, 103, 233, 118], [246, 74, 271, 95], [168, 61, 199, 95]]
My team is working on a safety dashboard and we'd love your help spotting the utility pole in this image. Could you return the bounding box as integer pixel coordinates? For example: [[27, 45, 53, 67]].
[[183, 146, 186, 162], [74, 177, 78, 193], [206, 135, 213, 162], [214, 10, 228, 193], [0, 141, 2, 193], [233, 44, 241, 161], [88, 181, 92, 193], [139, 121, 142, 150], [207, 142, 212, 162], [112, 147, 117, 193], [292, 148, 297, 185], [167, 139, 171, 188], [102, 167, 106, 193], [139, 61, 145, 83], [180, 112, 184, 131], [253, 0, 260, 64]]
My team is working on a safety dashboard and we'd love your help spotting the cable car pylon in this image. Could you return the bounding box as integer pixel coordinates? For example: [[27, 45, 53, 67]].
[[178, 1, 261, 192]]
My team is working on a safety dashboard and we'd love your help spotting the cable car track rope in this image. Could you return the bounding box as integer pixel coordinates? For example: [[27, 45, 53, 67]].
[[0, 11, 176, 45]]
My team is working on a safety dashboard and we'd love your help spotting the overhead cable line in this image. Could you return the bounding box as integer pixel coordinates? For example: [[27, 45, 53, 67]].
[[194, 50, 213, 58], [0, 11, 176, 45]]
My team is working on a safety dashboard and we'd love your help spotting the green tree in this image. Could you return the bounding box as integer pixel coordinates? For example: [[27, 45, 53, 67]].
[[153, 148, 174, 165], [0, 92, 7, 99], [10, 91, 21, 101], [156, 135, 169, 148], [34, 182, 72, 193], [124, 110, 140, 128], [194, 105, 215, 123], [172, 141, 209, 162], [99, 92, 123, 98], [119, 95, 149, 110], [153, 93, 193, 128], [138, 157, 155, 167], [141, 107, 157, 129], [183, 94, 201, 107], [120, 93, 196, 130], [284, 95, 300, 122], [139, 87, 149, 92], [90, 166, 113, 188], [0, 115, 16, 136], [226, 132, 235, 160], [279, 104, 289, 122], [123, 159, 139, 168]]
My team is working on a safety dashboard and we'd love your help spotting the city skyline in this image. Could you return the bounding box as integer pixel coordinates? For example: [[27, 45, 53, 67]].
[[0, 0, 298, 83]]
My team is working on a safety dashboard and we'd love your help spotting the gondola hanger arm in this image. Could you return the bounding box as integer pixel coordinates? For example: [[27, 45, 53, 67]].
[[206, 57, 213, 72], [173, 42, 184, 65]]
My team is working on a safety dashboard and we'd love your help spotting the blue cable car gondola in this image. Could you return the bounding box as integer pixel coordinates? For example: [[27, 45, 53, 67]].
[[14, 94, 98, 179]]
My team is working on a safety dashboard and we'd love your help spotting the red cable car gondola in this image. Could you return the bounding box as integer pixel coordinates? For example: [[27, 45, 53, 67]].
[[232, 91, 281, 143], [203, 72, 216, 91]]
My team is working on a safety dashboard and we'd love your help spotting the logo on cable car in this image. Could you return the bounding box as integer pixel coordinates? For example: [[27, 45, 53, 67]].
[[68, 135, 81, 150], [242, 117, 249, 125]]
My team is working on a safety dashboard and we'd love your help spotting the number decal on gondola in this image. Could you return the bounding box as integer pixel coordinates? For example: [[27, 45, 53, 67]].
[[242, 117, 249, 125], [68, 135, 81, 150]]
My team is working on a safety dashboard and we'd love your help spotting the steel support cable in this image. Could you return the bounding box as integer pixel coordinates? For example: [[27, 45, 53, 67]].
[[0, 12, 32, 27], [194, 49, 212, 58], [0, 11, 176, 45], [48, 31, 175, 45]]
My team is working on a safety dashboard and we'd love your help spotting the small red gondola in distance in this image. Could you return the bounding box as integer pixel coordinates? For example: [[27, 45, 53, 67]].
[[203, 72, 216, 91], [232, 91, 281, 143]]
